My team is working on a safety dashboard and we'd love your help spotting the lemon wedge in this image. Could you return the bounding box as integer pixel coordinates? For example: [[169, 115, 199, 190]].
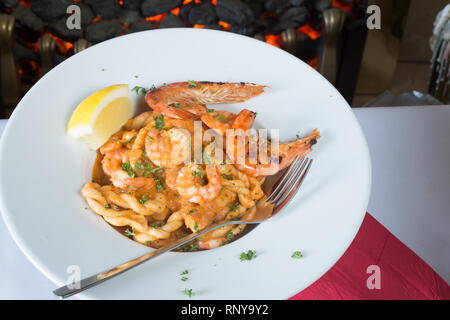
[[67, 84, 133, 150]]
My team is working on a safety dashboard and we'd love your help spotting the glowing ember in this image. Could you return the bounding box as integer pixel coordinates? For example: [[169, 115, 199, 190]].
[[146, 13, 167, 22], [218, 20, 231, 31], [170, 8, 180, 16], [297, 24, 321, 40], [19, 1, 31, 8], [119, 0, 123, 6], [193, 24, 205, 28], [332, 0, 352, 12], [211, 0, 217, 5], [265, 34, 282, 48], [307, 57, 318, 70], [92, 17, 102, 23], [182, 0, 193, 4], [47, 33, 74, 55]]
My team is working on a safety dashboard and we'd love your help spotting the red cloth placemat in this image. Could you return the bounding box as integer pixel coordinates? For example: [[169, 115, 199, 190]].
[[290, 213, 450, 300]]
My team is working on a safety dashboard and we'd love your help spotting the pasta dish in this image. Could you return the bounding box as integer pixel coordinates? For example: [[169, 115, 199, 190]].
[[81, 81, 320, 251]]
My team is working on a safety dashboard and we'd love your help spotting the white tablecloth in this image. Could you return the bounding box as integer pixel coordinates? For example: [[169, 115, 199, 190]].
[[0, 106, 449, 299]]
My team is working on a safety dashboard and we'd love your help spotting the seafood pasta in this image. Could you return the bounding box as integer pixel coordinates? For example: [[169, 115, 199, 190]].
[[82, 81, 320, 250]]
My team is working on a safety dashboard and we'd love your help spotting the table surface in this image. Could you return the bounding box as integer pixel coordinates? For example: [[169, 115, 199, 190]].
[[1, 106, 449, 299]]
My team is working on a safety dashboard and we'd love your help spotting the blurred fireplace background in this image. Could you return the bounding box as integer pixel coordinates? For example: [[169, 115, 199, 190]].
[[0, 0, 370, 117], [0, 0, 446, 118]]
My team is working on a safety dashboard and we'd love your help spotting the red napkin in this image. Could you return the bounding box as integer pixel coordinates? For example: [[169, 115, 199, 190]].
[[290, 213, 450, 300]]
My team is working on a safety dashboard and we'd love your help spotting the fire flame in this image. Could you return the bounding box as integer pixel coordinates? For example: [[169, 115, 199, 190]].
[[47, 33, 74, 55], [265, 34, 282, 48], [332, 0, 352, 12], [297, 24, 321, 40], [218, 21, 231, 31], [146, 13, 167, 22], [193, 24, 205, 28]]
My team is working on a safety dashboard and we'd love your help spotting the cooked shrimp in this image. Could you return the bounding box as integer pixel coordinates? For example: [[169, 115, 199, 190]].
[[100, 130, 154, 188], [201, 109, 256, 136], [176, 164, 222, 204], [145, 81, 265, 120], [234, 129, 321, 176], [145, 128, 191, 169]]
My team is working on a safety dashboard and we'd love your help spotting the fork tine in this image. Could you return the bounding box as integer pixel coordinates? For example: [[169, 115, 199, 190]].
[[268, 156, 308, 204], [273, 158, 312, 211], [266, 155, 303, 202]]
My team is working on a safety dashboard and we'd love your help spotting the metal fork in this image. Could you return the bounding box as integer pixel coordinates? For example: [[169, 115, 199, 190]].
[[53, 156, 313, 298]]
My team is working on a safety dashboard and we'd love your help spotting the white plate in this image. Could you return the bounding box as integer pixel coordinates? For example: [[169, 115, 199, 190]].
[[0, 29, 371, 299]]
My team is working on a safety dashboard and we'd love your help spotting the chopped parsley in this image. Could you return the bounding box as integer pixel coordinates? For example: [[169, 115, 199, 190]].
[[188, 80, 197, 88], [146, 241, 152, 246], [291, 251, 303, 259], [226, 230, 234, 242], [132, 86, 147, 95], [121, 132, 138, 145], [150, 222, 164, 229], [180, 269, 189, 275], [240, 250, 257, 262], [139, 194, 148, 204], [122, 162, 136, 178], [192, 170, 205, 179], [152, 173, 165, 190], [124, 227, 135, 237], [221, 173, 233, 180], [193, 222, 199, 233], [207, 109, 214, 113], [147, 134, 154, 143], [153, 115, 165, 130], [171, 103, 180, 108], [181, 277, 188, 282], [296, 132, 301, 139], [183, 288, 195, 298], [230, 202, 240, 212], [104, 204, 110, 210], [253, 111, 258, 117], [213, 113, 228, 123]]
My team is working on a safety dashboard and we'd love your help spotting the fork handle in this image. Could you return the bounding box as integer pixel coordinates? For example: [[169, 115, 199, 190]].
[[53, 224, 222, 299]]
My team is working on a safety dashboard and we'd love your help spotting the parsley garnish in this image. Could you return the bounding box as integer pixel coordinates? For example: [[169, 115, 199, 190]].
[[122, 162, 136, 178], [147, 134, 154, 143], [104, 204, 110, 209], [213, 113, 228, 123], [183, 288, 195, 298], [153, 173, 165, 190], [226, 230, 234, 242], [124, 227, 135, 237], [291, 251, 303, 259], [193, 222, 199, 233], [230, 202, 240, 212], [139, 194, 148, 204], [240, 250, 257, 262], [146, 241, 152, 246], [192, 170, 205, 179], [181, 277, 188, 282], [221, 173, 233, 180], [154, 115, 165, 130], [151, 222, 164, 229], [188, 80, 197, 88], [207, 108, 214, 113], [132, 86, 147, 95], [120, 132, 138, 145], [180, 269, 189, 275], [171, 103, 180, 108]]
